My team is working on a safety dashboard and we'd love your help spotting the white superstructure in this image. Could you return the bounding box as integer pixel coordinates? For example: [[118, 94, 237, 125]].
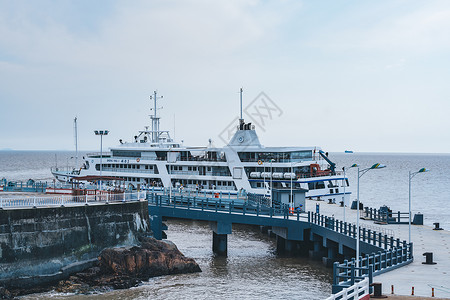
[[52, 90, 351, 204]]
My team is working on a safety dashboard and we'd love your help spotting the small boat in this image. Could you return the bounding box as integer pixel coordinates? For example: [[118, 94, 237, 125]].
[[345, 150, 353, 154]]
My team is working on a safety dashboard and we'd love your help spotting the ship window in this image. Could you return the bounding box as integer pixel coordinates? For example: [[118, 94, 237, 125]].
[[188, 166, 192, 171], [207, 167, 211, 171], [193, 167, 197, 171]]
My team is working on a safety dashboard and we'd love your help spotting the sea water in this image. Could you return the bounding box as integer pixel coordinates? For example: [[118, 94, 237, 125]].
[[1, 151, 449, 299]]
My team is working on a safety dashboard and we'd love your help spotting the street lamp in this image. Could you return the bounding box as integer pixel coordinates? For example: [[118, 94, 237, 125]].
[[409, 168, 429, 244], [94, 130, 109, 191], [342, 164, 358, 223], [356, 163, 386, 273], [270, 158, 275, 207]]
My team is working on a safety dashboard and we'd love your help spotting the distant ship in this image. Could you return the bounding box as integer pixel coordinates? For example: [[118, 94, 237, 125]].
[[52, 90, 351, 204], [345, 150, 354, 154]]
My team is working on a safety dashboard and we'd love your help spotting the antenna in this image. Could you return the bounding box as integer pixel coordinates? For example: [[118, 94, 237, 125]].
[[240, 87, 243, 121], [74, 117, 78, 168]]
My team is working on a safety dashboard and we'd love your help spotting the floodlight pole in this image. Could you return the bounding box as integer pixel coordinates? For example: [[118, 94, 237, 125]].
[[94, 130, 109, 191], [356, 163, 386, 275], [409, 168, 429, 244]]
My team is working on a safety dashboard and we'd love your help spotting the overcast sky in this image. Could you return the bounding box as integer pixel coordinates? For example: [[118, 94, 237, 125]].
[[1, 0, 449, 153]]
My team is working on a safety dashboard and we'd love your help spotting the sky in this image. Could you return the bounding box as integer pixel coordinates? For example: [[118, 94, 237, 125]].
[[1, 0, 450, 153]]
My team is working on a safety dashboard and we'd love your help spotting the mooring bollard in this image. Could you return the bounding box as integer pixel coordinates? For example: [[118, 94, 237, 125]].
[[423, 252, 437, 265], [391, 285, 394, 294], [433, 222, 443, 230], [370, 282, 387, 298]]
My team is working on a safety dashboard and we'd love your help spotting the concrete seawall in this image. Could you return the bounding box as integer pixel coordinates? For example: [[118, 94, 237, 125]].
[[0, 200, 150, 288]]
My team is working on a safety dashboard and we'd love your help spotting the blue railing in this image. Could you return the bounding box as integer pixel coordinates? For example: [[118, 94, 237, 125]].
[[332, 242, 412, 293], [1, 180, 47, 193], [147, 193, 293, 218], [363, 206, 410, 224]]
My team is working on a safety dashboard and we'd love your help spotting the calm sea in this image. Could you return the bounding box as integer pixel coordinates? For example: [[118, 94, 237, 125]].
[[1, 151, 449, 299]]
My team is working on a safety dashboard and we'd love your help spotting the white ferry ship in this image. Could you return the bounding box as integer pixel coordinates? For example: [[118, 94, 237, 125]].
[[52, 90, 350, 204]]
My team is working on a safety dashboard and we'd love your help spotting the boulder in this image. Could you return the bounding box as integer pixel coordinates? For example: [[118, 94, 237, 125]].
[[55, 237, 201, 292]]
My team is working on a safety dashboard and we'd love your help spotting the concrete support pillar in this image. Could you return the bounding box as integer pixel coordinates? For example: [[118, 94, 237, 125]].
[[210, 221, 231, 257], [212, 232, 228, 256], [276, 235, 286, 253], [309, 240, 325, 260], [322, 246, 337, 268]]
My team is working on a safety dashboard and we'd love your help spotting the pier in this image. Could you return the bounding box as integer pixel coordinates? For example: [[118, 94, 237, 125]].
[[308, 199, 450, 299], [147, 190, 416, 299]]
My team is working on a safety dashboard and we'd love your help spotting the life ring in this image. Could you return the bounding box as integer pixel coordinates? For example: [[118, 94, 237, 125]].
[[258, 160, 263, 165], [136, 158, 140, 162]]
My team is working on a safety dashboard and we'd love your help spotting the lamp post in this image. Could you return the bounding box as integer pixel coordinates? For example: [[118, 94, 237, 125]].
[[342, 164, 358, 223], [356, 163, 386, 273], [270, 158, 274, 207], [94, 130, 109, 191], [409, 168, 429, 244], [290, 162, 293, 212]]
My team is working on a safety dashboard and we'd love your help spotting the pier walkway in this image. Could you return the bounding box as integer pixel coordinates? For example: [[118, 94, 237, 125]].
[[308, 199, 450, 299]]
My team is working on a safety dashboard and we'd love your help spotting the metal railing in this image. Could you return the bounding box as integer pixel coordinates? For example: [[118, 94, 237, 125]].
[[326, 277, 369, 300], [309, 212, 404, 249], [1, 180, 47, 193], [147, 193, 295, 218], [0, 192, 146, 209], [332, 242, 412, 293], [364, 207, 410, 224]]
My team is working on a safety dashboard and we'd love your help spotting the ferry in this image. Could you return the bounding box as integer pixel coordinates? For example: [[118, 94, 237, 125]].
[[52, 90, 351, 204]]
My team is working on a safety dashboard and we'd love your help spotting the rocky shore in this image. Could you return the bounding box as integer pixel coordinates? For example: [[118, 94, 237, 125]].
[[0, 237, 201, 298]]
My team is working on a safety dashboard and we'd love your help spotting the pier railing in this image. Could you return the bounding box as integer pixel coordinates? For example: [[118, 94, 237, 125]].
[[308, 212, 413, 294], [0, 191, 146, 209], [147, 193, 294, 218], [309, 212, 402, 250], [363, 207, 410, 224], [326, 277, 369, 300]]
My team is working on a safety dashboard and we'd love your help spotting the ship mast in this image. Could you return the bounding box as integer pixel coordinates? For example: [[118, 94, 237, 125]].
[[150, 91, 163, 143], [239, 88, 245, 129]]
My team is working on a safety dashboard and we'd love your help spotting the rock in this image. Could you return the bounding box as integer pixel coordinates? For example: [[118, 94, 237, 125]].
[[98, 237, 201, 280], [0, 287, 12, 299], [3, 237, 200, 296]]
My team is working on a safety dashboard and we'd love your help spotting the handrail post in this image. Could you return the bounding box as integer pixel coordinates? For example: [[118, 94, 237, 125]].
[[350, 263, 355, 285], [333, 262, 339, 286]]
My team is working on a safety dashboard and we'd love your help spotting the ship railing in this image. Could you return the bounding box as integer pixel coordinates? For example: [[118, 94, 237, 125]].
[[101, 167, 157, 174], [51, 166, 80, 174], [0, 191, 147, 209], [145, 187, 240, 199], [86, 152, 111, 158]]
